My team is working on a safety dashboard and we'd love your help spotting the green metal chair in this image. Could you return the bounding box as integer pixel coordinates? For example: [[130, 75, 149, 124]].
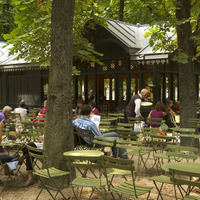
[[116, 123, 139, 140], [147, 117, 165, 127], [102, 156, 153, 200], [27, 145, 69, 200], [151, 144, 198, 199], [169, 168, 200, 200], [75, 128, 94, 150], [116, 139, 151, 178], [92, 136, 115, 155], [170, 127, 197, 146], [0, 160, 14, 195], [154, 144, 198, 173], [66, 155, 107, 199]]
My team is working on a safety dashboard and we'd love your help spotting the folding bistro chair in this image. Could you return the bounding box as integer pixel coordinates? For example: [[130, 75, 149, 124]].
[[0, 159, 14, 194], [75, 128, 94, 150], [92, 136, 115, 155], [116, 139, 151, 178], [102, 156, 153, 200], [66, 155, 107, 199], [169, 168, 200, 200], [27, 145, 69, 200]]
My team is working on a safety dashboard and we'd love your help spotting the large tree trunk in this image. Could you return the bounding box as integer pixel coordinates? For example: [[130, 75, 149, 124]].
[[176, 0, 197, 146], [44, 0, 74, 172]]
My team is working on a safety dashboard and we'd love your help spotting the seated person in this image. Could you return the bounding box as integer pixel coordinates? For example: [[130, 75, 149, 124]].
[[148, 101, 166, 127], [74, 99, 84, 117], [0, 120, 19, 174], [14, 102, 27, 122], [20, 99, 29, 113], [21, 135, 44, 187], [0, 106, 12, 123], [89, 101, 99, 115], [34, 100, 47, 122], [164, 99, 178, 128], [73, 105, 128, 159]]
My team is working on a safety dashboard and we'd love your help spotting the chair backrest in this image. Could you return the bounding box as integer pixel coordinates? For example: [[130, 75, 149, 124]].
[[76, 128, 94, 145], [116, 139, 142, 157], [93, 136, 115, 148], [166, 144, 198, 161], [66, 155, 103, 179], [147, 117, 164, 126], [102, 156, 136, 195], [170, 127, 195, 133], [27, 145, 44, 171], [169, 168, 200, 199], [187, 118, 200, 128], [127, 117, 141, 124]]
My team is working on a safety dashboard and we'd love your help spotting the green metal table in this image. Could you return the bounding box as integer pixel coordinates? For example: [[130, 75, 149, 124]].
[[63, 150, 104, 157], [162, 162, 200, 173]]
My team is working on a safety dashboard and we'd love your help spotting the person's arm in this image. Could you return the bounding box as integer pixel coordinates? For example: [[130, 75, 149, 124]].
[[90, 124, 104, 137], [169, 109, 176, 117], [148, 111, 152, 119], [135, 99, 142, 117], [163, 112, 167, 116]]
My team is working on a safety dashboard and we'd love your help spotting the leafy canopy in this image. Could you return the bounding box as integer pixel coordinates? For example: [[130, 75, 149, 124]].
[[4, 0, 105, 69]]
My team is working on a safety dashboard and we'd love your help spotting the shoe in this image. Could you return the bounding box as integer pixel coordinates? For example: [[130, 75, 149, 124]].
[[23, 179, 34, 187]]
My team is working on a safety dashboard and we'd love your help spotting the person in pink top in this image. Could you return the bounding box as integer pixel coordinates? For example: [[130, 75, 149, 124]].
[[89, 101, 99, 115], [148, 101, 166, 127], [34, 100, 47, 122]]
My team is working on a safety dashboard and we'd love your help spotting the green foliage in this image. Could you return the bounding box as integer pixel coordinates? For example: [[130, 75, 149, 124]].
[[0, 0, 15, 41], [4, 0, 105, 69], [172, 52, 189, 64]]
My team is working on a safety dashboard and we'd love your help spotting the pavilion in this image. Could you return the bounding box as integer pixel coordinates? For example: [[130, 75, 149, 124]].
[[0, 18, 199, 110]]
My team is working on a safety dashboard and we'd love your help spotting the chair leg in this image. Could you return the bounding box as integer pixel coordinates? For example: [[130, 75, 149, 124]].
[[153, 181, 164, 200]]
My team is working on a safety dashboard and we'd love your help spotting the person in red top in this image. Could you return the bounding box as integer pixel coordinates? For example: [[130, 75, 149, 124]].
[[148, 101, 166, 127], [89, 101, 99, 115]]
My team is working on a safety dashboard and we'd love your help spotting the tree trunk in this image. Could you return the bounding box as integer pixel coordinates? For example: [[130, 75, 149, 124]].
[[44, 0, 74, 173], [176, 0, 197, 146], [119, 0, 124, 21]]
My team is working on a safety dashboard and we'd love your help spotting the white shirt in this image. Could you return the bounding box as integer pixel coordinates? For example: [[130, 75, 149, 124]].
[[14, 107, 27, 122], [134, 94, 142, 117]]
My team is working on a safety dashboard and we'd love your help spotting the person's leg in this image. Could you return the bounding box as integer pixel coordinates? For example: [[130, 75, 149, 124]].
[[23, 142, 37, 186]]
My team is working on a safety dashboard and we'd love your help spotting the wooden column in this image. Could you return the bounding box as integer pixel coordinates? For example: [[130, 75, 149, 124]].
[[84, 75, 88, 103], [170, 73, 174, 101], [153, 66, 159, 105], [162, 73, 166, 103], [114, 74, 119, 108], [126, 73, 131, 104], [139, 73, 144, 91]]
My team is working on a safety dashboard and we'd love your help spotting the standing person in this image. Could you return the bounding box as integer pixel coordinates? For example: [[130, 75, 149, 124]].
[[13, 102, 27, 122], [89, 101, 99, 115], [20, 100, 29, 113], [124, 89, 149, 123], [0, 106, 12, 122], [73, 105, 128, 159], [148, 101, 166, 127]]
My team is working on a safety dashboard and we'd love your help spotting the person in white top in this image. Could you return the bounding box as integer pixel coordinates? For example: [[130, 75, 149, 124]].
[[13, 102, 27, 122]]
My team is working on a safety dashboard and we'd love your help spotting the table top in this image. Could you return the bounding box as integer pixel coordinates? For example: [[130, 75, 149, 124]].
[[162, 162, 200, 174], [1, 141, 24, 146], [63, 150, 104, 157]]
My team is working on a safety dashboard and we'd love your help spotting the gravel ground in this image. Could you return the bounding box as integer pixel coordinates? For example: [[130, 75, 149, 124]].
[[1, 149, 200, 200]]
